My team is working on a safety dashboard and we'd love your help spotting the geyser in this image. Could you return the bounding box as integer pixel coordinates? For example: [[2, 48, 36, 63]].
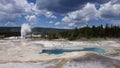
[[21, 23, 31, 38]]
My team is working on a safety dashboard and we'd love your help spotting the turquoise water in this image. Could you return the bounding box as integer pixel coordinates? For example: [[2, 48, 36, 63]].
[[42, 47, 106, 54]]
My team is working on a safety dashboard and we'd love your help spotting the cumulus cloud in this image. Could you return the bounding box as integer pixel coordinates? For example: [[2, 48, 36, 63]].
[[61, 0, 120, 26], [68, 23, 76, 27], [55, 22, 60, 26], [99, 1, 120, 20], [0, 0, 57, 26], [25, 15, 38, 25], [31, 4, 57, 19], [40, 10, 57, 19], [49, 21, 54, 24], [62, 3, 98, 25], [0, 0, 120, 27], [36, 0, 110, 13], [0, 0, 32, 24]]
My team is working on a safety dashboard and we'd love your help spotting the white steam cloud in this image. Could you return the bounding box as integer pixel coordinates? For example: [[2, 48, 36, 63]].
[[21, 23, 31, 38]]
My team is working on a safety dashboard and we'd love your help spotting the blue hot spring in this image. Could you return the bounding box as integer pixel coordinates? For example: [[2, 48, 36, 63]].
[[42, 47, 106, 54]]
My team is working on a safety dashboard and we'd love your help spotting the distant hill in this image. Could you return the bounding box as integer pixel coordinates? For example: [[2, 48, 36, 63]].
[[32, 27, 69, 35], [0, 27, 70, 37], [0, 27, 20, 33]]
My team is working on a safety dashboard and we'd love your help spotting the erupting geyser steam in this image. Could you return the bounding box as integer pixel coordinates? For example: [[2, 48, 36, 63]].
[[21, 23, 31, 39]]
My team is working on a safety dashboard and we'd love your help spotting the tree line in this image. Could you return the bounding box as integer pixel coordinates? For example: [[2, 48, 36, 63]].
[[0, 25, 120, 40], [48, 24, 120, 40]]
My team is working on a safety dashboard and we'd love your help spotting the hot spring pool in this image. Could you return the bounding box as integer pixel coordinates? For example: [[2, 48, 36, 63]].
[[42, 47, 106, 54]]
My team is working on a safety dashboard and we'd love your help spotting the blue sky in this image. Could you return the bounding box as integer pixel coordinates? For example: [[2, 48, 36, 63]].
[[0, 0, 120, 29]]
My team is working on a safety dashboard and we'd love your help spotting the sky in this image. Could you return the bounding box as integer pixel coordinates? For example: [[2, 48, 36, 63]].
[[0, 0, 120, 29]]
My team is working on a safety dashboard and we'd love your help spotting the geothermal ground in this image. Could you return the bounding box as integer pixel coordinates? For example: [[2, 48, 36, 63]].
[[0, 38, 120, 68]]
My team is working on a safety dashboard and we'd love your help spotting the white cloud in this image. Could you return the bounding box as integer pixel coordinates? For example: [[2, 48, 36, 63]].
[[62, 1, 120, 26], [62, 3, 98, 25], [63, 27, 70, 29], [0, 0, 57, 26], [4, 22, 17, 26], [35, 0, 120, 27], [40, 10, 57, 19], [55, 22, 60, 26], [31, 5, 57, 19], [49, 21, 54, 24], [0, 0, 33, 24], [34, 9, 57, 19], [45, 11, 57, 18], [99, 1, 120, 20], [0, 0, 120, 27], [25, 15, 38, 25], [68, 23, 75, 27], [62, 16, 71, 23], [80, 24, 87, 28]]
